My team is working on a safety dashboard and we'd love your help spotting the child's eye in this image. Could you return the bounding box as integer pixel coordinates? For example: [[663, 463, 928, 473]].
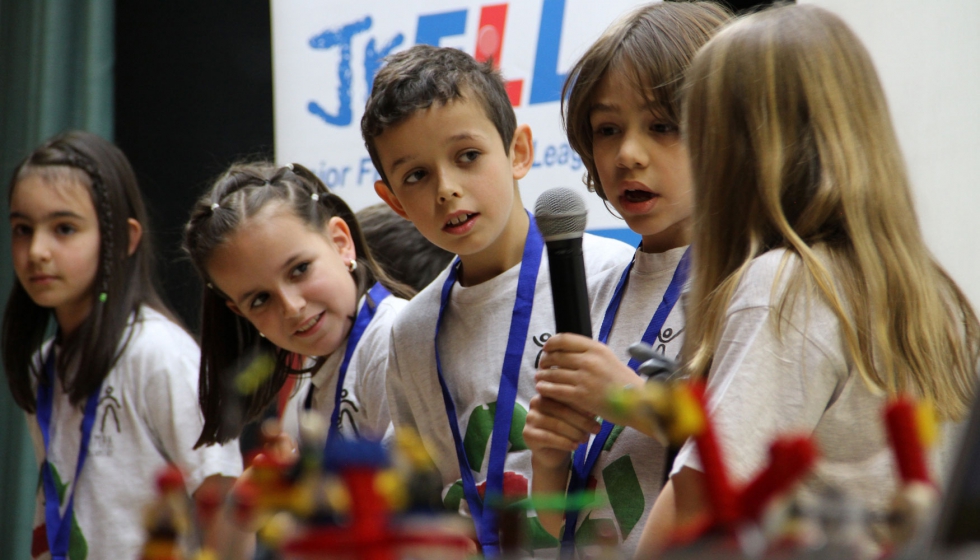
[[459, 150, 480, 163], [593, 124, 619, 137], [249, 293, 269, 309], [11, 224, 31, 237], [404, 169, 427, 184], [55, 223, 77, 236], [651, 122, 679, 135], [291, 262, 310, 278]]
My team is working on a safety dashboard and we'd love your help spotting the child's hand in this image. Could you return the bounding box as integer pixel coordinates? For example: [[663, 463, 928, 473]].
[[523, 394, 601, 469], [261, 418, 299, 464], [535, 333, 645, 426]]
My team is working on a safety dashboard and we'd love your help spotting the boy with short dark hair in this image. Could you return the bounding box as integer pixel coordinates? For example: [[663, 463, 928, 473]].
[[362, 45, 633, 555]]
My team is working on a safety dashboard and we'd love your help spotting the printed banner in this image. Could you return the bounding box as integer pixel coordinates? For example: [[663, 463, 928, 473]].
[[272, 0, 649, 241]]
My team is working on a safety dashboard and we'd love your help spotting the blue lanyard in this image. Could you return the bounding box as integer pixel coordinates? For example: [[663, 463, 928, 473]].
[[306, 283, 390, 443], [561, 246, 690, 552], [435, 213, 543, 556], [36, 348, 103, 560]]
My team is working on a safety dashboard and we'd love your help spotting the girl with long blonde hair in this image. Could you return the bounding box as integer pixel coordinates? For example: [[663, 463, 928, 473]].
[[639, 4, 980, 554]]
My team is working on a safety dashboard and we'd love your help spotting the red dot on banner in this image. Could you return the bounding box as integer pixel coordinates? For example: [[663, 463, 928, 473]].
[[477, 26, 500, 60]]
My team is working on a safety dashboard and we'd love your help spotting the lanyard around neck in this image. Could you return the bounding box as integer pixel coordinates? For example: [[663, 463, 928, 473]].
[[36, 348, 103, 560], [435, 212, 542, 556], [561, 246, 691, 552], [305, 282, 391, 443]]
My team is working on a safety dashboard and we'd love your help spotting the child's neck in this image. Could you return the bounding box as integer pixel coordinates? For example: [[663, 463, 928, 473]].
[[641, 220, 692, 254], [457, 207, 530, 287]]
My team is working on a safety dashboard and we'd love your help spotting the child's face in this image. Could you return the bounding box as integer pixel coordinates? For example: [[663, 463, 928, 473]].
[[590, 68, 693, 252], [372, 95, 532, 261], [10, 174, 101, 335], [206, 205, 359, 358]]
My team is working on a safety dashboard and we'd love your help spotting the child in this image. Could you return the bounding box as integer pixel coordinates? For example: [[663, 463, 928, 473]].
[[520, 2, 731, 555], [361, 45, 635, 555], [4, 131, 243, 560], [637, 4, 980, 554], [183, 162, 411, 448]]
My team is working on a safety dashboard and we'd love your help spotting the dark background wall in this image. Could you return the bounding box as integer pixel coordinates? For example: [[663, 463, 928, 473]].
[[114, 0, 275, 329]]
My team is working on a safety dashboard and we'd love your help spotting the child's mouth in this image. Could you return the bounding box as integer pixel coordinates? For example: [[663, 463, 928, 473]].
[[445, 213, 476, 229], [623, 189, 656, 203], [296, 312, 323, 335]]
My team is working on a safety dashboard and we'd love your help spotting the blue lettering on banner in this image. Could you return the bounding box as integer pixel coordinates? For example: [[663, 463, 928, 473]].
[[306, 1, 570, 130], [308, 16, 373, 126], [359, 157, 381, 184], [415, 10, 467, 46], [530, 0, 566, 105], [365, 34, 405, 96], [532, 140, 582, 171]]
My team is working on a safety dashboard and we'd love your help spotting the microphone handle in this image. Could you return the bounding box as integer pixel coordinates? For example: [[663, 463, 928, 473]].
[[546, 237, 592, 338]]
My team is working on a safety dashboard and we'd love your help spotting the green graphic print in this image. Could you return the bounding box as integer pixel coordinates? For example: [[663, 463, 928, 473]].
[[567, 423, 646, 545], [442, 401, 560, 554]]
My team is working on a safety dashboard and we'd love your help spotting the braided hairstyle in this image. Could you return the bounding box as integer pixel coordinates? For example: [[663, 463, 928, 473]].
[[184, 161, 412, 446], [3, 130, 172, 412]]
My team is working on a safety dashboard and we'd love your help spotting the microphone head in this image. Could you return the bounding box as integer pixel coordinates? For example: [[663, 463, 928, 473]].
[[534, 187, 587, 241]]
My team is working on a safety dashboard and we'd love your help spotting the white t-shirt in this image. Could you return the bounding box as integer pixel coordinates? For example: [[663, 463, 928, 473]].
[[281, 294, 406, 443], [27, 306, 243, 560], [385, 232, 633, 554], [673, 249, 962, 520], [567, 245, 687, 555]]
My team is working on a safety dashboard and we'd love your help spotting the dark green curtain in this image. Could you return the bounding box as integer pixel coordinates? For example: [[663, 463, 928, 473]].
[[0, 0, 114, 557]]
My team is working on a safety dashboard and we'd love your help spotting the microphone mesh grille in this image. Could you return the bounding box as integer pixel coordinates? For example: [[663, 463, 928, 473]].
[[534, 187, 587, 239]]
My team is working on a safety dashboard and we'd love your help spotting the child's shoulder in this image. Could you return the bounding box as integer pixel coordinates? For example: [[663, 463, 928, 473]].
[[123, 305, 200, 365], [391, 265, 454, 333], [581, 232, 635, 274]]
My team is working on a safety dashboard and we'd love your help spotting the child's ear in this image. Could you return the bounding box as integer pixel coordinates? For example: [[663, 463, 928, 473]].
[[374, 181, 409, 219], [325, 216, 357, 263], [126, 218, 143, 256], [510, 124, 534, 180]]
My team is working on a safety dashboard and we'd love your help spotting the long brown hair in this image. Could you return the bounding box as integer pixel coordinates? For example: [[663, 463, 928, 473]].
[[183, 162, 413, 446], [682, 4, 979, 420]]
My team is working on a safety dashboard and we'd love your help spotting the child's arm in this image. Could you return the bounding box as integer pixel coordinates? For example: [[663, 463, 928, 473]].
[[534, 333, 649, 432], [523, 394, 600, 536], [635, 467, 708, 558]]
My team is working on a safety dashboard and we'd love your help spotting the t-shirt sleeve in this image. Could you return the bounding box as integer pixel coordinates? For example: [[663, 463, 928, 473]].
[[384, 327, 418, 434], [138, 326, 243, 492], [353, 303, 397, 439], [672, 300, 845, 484]]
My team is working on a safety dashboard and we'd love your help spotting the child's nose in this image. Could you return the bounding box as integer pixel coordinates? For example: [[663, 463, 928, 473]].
[[616, 130, 650, 169], [28, 232, 53, 262], [435, 171, 463, 203], [281, 289, 305, 317]]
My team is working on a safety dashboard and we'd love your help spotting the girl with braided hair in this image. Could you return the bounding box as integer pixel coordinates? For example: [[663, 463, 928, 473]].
[[184, 161, 412, 450], [5, 130, 242, 559]]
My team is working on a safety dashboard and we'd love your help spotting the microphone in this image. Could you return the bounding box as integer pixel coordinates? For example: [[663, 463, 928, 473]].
[[534, 188, 592, 338]]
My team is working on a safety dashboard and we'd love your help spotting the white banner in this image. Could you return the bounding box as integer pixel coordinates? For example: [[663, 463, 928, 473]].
[[272, 0, 649, 243]]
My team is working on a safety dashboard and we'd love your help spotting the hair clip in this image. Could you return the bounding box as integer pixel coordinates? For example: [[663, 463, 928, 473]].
[[210, 202, 220, 211], [311, 193, 320, 202], [98, 292, 108, 303], [206, 282, 214, 289]]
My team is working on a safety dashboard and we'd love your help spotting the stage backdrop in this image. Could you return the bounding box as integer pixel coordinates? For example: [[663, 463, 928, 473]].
[[272, 0, 980, 306], [271, 0, 647, 245]]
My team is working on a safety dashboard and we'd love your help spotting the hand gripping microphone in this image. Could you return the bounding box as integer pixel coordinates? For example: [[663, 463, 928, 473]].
[[534, 188, 592, 338]]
